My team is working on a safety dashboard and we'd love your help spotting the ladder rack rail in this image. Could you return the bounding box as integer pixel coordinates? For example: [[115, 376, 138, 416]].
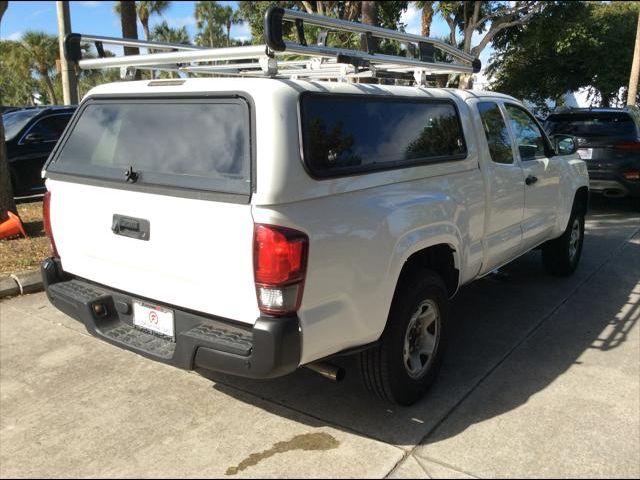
[[64, 6, 481, 82], [264, 7, 476, 65]]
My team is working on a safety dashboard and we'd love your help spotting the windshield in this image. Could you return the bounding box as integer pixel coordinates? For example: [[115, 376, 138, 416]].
[[545, 112, 636, 137], [3, 109, 40, 140], [49, 99, 251, 195]]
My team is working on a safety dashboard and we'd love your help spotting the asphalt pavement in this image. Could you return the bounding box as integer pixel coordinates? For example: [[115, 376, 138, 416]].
[[1, 197, 638, 478]]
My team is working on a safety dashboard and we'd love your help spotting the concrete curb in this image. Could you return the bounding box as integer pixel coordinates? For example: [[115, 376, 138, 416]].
[[0, 269, 43, 299]]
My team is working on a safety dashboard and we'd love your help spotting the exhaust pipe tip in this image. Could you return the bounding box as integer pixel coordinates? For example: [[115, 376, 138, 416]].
[[603, 189, 626, 198], [306, 362, 346, 383]]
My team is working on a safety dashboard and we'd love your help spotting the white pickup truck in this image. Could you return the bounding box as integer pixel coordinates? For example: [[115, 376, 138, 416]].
[[41, 11, 590, 405]]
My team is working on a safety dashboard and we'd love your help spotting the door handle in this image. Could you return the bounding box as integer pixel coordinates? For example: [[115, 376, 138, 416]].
[[525, 175, 538, 186], [112, 214, 150, 240]]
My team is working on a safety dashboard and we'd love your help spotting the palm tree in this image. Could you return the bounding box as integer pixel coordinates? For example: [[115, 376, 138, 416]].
[[414, 1, 435, 37], [221, 6, 243, 47], [152, 21, 190, 44], [114, 1, 171, 41], [137, 1, 171, 40], [195, 1, 225, 48], [151, 21, 190, 78], [117, 0, 140, 56], [361, 1, 378, 26], [20, 32, 59, 104]]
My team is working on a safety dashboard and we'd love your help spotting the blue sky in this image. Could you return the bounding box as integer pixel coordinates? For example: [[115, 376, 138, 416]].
[[1, 1, 493, 80], [1, 1, 250, 41]]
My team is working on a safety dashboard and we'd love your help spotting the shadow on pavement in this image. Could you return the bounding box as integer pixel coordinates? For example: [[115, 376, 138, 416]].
[[199, 199, 640, 448]]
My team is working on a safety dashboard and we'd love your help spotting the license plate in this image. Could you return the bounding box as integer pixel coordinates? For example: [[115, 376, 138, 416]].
[[577, 148, 593, 160], [133, 301, 175, 339]]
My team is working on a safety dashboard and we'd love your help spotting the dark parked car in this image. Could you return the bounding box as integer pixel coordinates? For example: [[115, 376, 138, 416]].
[[4, 106, 76, 197], [545, 107, 640, 204]]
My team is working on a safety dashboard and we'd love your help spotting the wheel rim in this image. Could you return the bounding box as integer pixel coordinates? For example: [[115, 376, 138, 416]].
[[568, 218, 581, 261], [403, 299, 440, 379]]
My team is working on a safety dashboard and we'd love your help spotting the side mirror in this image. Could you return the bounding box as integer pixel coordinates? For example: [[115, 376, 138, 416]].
[[552, 134, 578, 156], [23, 132, 45, 144]]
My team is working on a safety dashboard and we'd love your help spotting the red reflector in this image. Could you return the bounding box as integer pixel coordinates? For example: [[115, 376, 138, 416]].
[[43, 191, 59, 257], [254, 225, 308, 285], [614, 141, 640, 151], [623, 171, 640, 181]]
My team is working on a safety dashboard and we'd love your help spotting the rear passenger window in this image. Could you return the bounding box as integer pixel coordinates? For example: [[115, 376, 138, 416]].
[[477, 102, 513, 165], [25, 114, 71, 142], [301, 94, 467, 177]]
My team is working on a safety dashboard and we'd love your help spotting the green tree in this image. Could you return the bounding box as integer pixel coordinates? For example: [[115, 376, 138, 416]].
[[115, 1, 172, 41], [151, 21, 190, 77], [436, 1, 546, 89], [489, 1, 640, 112], [0, 40, 38, 106], [237, 1, 407, 49], [20, 32, 59, 105], [221, 5, 243, 47], [195, 1, 226, 47], [152, 20, 190, 44], [76, 46, 121, 98]]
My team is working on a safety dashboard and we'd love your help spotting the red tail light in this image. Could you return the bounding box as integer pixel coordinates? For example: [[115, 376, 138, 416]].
[[614, 141, 640, 151], [253, 224, 308, 316], [623, 171, 640, 181], [43, 191, 59, 257]]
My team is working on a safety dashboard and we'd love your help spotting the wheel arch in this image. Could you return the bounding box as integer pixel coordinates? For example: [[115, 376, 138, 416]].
[[393, 243, 460, 300]]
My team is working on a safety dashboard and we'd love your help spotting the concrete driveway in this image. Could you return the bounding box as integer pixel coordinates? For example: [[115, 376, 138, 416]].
[[1, 197, 639, 479]]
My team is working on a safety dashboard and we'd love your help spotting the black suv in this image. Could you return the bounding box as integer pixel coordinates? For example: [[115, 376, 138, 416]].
[[545, 106, 640, 203], [4, 106, 76, 197]]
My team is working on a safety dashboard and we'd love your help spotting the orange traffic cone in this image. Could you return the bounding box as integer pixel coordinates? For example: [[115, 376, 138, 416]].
[[0, 211, 28, 240]]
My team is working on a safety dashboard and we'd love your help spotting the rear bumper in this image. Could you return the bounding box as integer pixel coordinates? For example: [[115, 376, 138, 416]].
[[41, 258, 301, 379], [587, 159, 640, 198], [589, 178, 640, 198]]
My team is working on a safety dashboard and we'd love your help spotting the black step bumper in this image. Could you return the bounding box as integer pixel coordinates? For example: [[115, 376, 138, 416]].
[[41, 258, 301, 379]]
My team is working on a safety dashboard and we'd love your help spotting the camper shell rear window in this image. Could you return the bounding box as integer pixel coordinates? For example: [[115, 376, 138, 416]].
[[47, 97, 252, 196]]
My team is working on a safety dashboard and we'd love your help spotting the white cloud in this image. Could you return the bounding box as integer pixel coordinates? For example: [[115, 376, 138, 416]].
[[401, 5, 420, 24], [31, 7, 52, 17], [230, 21, 251, 41], [162, 15, 197, 29], [6, 31, 23, 41], [401, 5, 421, 35]]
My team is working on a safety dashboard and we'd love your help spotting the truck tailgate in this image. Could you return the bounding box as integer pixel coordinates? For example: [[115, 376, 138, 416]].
[[46, 179, 259, 325]]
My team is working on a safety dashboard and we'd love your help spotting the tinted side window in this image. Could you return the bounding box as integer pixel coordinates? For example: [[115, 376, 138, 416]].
[[301, 95, 467, 177], [505, 104, 546, 161], [477, 102, 514, 165], [27, 114, 72, 142]]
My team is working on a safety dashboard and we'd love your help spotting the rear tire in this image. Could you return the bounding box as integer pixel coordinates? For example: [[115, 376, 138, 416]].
[[359, 270, 449, 406], [542, 209, 585, 276]]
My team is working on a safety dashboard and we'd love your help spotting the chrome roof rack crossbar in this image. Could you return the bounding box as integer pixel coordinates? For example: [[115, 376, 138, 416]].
[[264, 7, 479, 70], [64, 7, 481, 83]]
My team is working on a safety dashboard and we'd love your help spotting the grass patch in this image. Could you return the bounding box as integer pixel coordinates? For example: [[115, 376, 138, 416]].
[[0, 201, 50, 276]]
